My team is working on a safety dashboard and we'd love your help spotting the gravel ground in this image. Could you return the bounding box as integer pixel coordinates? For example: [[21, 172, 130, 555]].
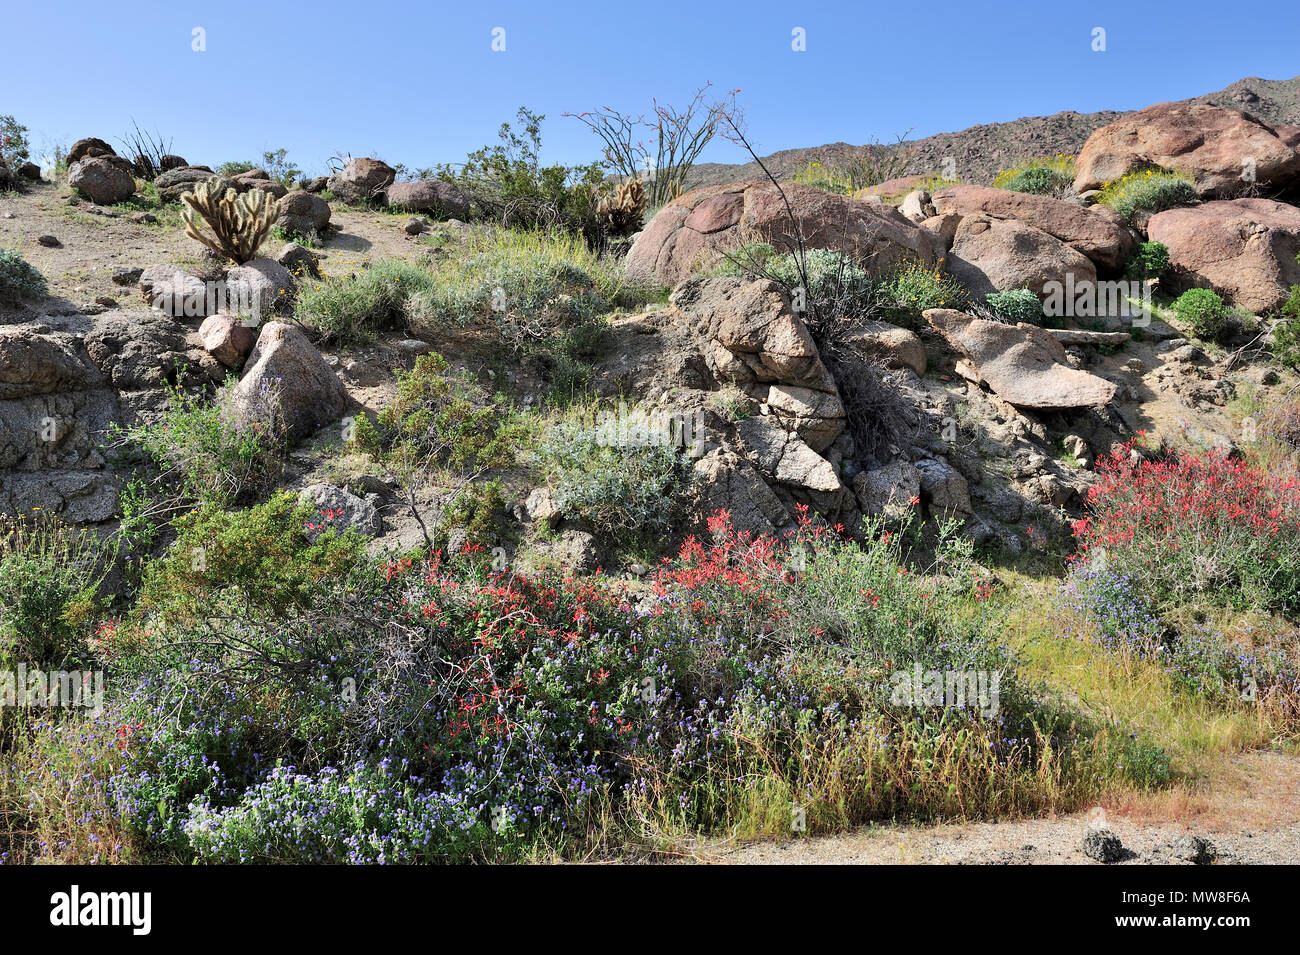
[[688, 751, 1300, 865]]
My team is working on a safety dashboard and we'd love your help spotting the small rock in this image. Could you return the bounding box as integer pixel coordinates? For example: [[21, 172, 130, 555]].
[[1172, 834, 1216, 865], [404, 217, 427, 235], [522, 487, 561, 528], [1083, 828, 1125, 864], [297, 483, 383, 541], [275, 241, 323, 281], [199, 314, 258, 368], [396, 339, 433, 356], [36, 235, 60, 247]]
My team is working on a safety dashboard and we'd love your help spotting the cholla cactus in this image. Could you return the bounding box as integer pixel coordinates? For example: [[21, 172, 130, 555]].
[[181, 178, 277, 264], [596, 177, 647, 237]]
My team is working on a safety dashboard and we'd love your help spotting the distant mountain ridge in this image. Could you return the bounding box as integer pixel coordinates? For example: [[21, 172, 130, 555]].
[[685, 74, 1300, 191]]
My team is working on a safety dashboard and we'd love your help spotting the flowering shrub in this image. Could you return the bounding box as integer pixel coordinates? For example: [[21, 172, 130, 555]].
[[2, 504, 1108, 862], [876, 260, 968, 329], [185, 764, 487, 864], [1072, 441, 1300, 615], [992, 155, 1075, 195], [1096, 169, 1197, 223], [1056, 566, 1299, 722]]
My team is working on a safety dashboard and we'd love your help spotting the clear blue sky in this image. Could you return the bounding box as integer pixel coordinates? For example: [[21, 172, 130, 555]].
[[3, 0, 1298, 177]]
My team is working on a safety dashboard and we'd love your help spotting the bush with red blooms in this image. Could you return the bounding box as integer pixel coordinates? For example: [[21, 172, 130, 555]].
[[1071, 439, 1300, 615]]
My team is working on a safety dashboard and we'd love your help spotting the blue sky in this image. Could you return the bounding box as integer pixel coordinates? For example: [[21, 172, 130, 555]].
[[3, 1, 1298, 177]]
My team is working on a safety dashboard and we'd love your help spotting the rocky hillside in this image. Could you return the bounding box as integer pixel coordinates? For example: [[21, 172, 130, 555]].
[[2, 89, 1299, 869], [687, 73, 1300, 189]]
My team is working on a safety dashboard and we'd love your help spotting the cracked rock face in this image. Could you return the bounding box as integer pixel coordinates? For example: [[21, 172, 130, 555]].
[[626, 179, 940, 286], [671, 276, 845, 451], [1074, 101, 1300, 197], [930, 184, 1136, 272], [945, 214, 1097, 300], [1148, 198, 1300, 313], [925, 308, 1118, 410]]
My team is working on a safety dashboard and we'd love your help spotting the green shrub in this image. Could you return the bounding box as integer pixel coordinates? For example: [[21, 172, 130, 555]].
[[435, 108, 607, 241], [0, 248, 47, 303], [1273, 285, 1300, 367], [0, 512, 105, 671], [992, 155, 1075, 195], [136, 493, 364, 626], [1096, 169, 1197, 222], [538, 410, 688, 546], [1124, 241, 1170, 281], [355, 352, 523, 475], [0, 115, 30, 168], [294, 257, 435, 344], [1171, 287, 1230, 342], [111, 379, 285, 508], [984, 287, 1043, 324], [712, 243, 876, 321], [876, 260, 968, 328], [215, 160, 256, 177]]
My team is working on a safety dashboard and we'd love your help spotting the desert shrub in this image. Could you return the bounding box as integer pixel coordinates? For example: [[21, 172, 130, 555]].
[[405, 228, 660, 336], [716, 249, 959, 330], [992, 155, 1075, 195], [1096, 169, 1197, 222], [0, 247, 47, 303], [1124, 240, 1170, 281], [0, 513, 105, 671], [713, 243, 876, 321], [135, 494, 364, 626], [355, 352, 523, 475], [111, 379, 285, 508], [184, 763, 487, 863], [301, 231, 661, 350], [294, 257, 435, 343], [353, 353, 526, 549], [1072, 440, 1300, 616], [1056, 566, 1299, 722], [792, 159, 854, 195], [537, 411, 689, 545], [0, 115, 30, 168], [216, 160, 256, 177], [876, 260, 968, 328], [791, 135, 916, 195], [435, 108, 607, 241], [984, 287, 1043, 324], [1171, 287, 1230, 342], [1270, 284, 1300, 367], [260, 149, 301, 188]]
